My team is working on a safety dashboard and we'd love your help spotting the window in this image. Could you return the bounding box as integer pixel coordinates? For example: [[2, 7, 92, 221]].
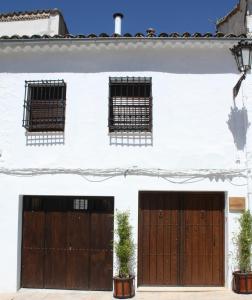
[[22, 80, 66, 132], [73, 199, 88, 210], [109, 77, 152, 132]]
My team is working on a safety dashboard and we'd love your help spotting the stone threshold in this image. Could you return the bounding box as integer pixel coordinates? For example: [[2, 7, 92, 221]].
[[137, 287, 228, 292]]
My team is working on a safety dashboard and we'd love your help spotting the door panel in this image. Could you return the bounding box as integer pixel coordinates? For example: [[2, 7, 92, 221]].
[[138, 192, 224, 287], [44, 212, 67, 289], [89, 212, 113, 290], [66, 212, 90, 289], [182, 193, 224, 286], [21, 211, 45, 288], [138, 192, 180, 285]]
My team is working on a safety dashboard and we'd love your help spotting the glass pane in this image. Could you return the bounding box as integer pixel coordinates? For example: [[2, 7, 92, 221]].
[[241, 48, 250, 69]]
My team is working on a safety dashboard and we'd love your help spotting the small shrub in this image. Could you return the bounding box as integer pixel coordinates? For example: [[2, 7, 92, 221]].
[[237, 210, 252, 273], [114, 210, 135, 278]]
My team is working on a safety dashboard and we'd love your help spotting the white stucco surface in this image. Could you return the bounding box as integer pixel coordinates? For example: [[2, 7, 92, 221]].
[[0, 15, 60, 36], [0, 39, 251, 291]]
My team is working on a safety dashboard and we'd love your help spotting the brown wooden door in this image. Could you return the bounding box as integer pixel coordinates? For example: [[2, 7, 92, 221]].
[[182, 193, 224, 286], [138, 192, 180, 285], [138, 191, 224, 286], [21, 196, 114, 290]]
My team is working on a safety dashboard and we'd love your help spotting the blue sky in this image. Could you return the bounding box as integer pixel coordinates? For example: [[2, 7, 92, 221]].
[[0, 0, 238, 35]]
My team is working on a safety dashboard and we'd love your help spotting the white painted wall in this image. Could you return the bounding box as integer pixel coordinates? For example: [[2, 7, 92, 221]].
[[0, 40, 250, 291], [0, 14, 60, 36]]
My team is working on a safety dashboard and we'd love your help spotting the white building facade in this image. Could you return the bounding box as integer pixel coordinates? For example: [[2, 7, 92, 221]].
[[0, 2, 252, 292]]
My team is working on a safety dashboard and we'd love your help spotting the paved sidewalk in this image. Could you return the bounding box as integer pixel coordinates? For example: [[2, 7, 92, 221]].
[[0, 289, 250, 300]]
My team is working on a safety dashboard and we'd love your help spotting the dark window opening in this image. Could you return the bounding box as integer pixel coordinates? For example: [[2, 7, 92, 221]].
[[22, 80, 66, 132], [73, 199, 88, 210], [109, 77, 152, 132], [23, 196, 114, 213]]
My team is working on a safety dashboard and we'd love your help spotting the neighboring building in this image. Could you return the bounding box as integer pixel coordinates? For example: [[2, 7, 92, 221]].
[[0, 0, 251, 293], [0, 9, 68, 36]]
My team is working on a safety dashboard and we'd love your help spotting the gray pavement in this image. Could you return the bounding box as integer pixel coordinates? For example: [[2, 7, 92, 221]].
[[0, 289, 251, 300]]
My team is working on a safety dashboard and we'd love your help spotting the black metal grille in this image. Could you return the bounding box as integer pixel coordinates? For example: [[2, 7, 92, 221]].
[[109, 77, 152, 132], [22, 80, 66, 132]]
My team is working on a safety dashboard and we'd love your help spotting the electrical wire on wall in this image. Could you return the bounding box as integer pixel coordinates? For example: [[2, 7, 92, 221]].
[[0, 167, 248, 185]]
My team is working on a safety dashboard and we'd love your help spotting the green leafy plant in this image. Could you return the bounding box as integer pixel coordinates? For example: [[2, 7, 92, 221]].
[[237, 210, 252, 273], [114, 210, 135, 278]]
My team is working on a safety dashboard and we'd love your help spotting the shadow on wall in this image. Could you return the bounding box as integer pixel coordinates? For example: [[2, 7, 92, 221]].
[[109, 132, 153, 146], [25, 131, 65, 146], [227, 105, 250, 151], [0, 46, 237, 74]]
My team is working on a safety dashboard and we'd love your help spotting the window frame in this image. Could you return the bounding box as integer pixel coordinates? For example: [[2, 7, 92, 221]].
[[108, 77, 153, 133], [22, 79, 67, 132]]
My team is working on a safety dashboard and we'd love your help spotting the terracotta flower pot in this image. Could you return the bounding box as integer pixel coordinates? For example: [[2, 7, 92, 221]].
[[233, 271, 252, 294], [113, 275, 135, 299]]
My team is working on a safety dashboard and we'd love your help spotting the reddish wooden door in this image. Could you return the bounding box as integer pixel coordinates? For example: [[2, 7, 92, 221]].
[[182, 193, 224, 285], [138, 191, 224, 286], [138, 192, 180, 285], [21, 196, 114, 290]]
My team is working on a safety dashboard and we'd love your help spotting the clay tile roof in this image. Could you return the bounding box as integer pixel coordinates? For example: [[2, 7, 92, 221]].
[[0, 8, 61, 22], [0, 32, 247, 41], [123, 33, 132, 37], [159, 33, 169, 37]]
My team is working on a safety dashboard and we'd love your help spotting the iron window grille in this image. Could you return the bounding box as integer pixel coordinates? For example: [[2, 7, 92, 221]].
[[22, 80, 66, 132], [109, 77, 152, 132]]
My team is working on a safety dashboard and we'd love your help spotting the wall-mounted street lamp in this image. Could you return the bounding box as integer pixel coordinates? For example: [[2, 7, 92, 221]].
[[230, 41, 252, 98], [231, 41, 252, 72]]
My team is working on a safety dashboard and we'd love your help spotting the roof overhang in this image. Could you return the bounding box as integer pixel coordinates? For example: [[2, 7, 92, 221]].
[[0, 37, 249, 53]]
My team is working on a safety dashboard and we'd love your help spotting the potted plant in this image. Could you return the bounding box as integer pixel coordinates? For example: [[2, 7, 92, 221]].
[[113, 210, 135, 299], [233, 210, 252, 294]]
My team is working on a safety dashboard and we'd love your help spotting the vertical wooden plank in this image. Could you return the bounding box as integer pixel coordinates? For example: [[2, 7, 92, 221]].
[[156, 194, 164, 284], [163, 193, 171, 284], [141, 194, 151, 285], [182, 193, 191, 285], [44, 212, 67, 289], [66, 211, 90, 290], [89, 211, 113, 290], [205, 196, 213, 285], [212, 194, 225, 286], [168, 192, 180, 285], [149, 193, 158, 284], [21, 211, 45, 288], [137, 193, 142, 286]]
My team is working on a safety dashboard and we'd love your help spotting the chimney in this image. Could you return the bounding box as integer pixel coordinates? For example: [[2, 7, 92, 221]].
[[113, 13, 124, 35], [146, 28, 156, 37]]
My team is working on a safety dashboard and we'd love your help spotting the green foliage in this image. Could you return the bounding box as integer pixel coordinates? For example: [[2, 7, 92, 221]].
[[114, 210, 135, 278], [237, 210, 252, 272]]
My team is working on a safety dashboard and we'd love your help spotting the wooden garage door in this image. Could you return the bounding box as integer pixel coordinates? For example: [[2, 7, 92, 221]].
[[21, 196, 114, 290], [138, 191, 224, 286]]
